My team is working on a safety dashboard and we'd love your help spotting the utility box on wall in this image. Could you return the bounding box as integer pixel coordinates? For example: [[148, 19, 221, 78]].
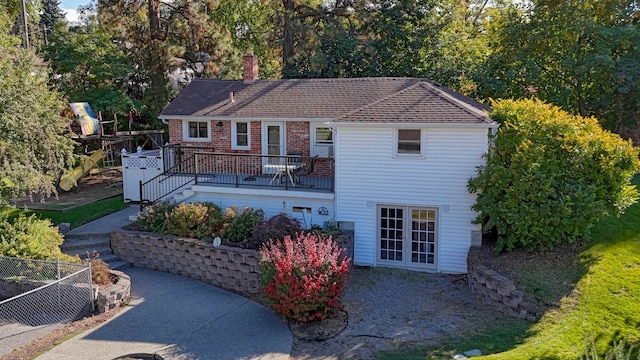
[[121, 148, 163, 202]]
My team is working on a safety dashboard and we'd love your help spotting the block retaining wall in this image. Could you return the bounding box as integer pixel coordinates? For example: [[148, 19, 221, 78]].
[[96, 270, 131, 314], [111, 229, 262, 294], [467, 247, 537, 321]]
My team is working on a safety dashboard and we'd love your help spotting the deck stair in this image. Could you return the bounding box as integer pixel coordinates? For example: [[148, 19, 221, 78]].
[[61, 233, 129, 270]]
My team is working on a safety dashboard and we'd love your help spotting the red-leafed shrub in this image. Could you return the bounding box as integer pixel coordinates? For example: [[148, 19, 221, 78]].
[[259, 232, 351, 322]]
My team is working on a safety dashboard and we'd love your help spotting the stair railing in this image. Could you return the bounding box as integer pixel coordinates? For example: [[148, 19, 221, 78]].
[[139, 155, 197, 211]]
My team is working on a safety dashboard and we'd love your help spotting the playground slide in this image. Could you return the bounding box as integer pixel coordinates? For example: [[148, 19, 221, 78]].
[[59, 149, 104, 191]]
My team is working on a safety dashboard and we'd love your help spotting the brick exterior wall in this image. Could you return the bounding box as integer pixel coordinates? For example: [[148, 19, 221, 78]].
[[467, 247, 537, 320], [286, 121, 310, 155], [111, 229, 261, 294], [167, 119, 333, 177], [168, 119, 314, 156], [168, 120, 183, 144]]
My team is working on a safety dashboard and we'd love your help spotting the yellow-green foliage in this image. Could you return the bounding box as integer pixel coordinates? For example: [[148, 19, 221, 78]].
[[165, 202, 210, 238], [0, 214, 79, 263], [468, 99, 640, 251]]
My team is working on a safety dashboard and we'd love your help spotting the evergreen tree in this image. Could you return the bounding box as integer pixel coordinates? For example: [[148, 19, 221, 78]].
[[39, 0, 66, 41]]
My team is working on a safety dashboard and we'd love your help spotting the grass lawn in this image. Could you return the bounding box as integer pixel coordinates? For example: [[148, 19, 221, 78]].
[[1, 195, 129, 229], [377, 177, 640, 359]]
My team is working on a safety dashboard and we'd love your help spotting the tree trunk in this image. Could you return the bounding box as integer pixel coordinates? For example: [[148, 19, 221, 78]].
[[147, 0, 168, 110], [282, 0, 296, 69]]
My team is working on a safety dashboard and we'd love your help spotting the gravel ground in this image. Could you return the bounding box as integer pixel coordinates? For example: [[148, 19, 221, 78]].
[[290, 266, 507, 360]]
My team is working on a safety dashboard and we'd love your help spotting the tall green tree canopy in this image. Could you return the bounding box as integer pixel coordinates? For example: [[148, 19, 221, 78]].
[[0, 10, 75, 200], [43, 22, 140, 117], [468, 99, 640, 251], [97, 0, 237, 119], [477, 0, 640, 140]]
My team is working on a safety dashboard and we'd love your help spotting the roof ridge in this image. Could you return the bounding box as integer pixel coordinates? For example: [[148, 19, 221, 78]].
[[416, 83, 492, 122], [191, 76, 421, 84]]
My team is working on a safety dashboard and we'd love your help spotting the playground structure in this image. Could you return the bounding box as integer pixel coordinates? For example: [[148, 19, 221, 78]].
[[62, 102, 164, 192]]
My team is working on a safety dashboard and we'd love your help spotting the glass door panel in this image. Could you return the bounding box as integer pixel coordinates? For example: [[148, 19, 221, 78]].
[[410, 208, 436, 265], [379, 207, 404, 262]]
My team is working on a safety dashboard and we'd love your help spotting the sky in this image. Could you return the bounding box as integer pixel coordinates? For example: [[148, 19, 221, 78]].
[[59, 0, 91, 23]]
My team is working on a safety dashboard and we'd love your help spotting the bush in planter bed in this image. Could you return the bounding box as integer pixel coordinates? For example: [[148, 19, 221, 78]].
[[248, 213, 301, 250], [166, 202, 223, 241], [220, 206, 264, 244], [260, 232, 351, 322]]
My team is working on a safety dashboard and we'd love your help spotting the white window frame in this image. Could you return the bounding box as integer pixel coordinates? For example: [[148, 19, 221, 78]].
[[231, 121, 251, 150], [311, 125, 334, 157], [182, 120, 211, 142], [313, 126, 333, 145], [394, 128, 424, 157]]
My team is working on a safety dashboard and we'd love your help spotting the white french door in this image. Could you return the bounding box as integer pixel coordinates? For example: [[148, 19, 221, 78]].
[[378, 205, 438, 270]]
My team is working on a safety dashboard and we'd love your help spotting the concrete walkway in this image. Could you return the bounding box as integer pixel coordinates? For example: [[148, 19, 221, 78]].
[[36, 267, 291, 360], [66, 205, 140, 236], [16, 205, 291, 360]]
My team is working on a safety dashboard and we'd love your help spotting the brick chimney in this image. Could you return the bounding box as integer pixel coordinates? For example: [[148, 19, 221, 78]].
[[243, 53, 258, 84]]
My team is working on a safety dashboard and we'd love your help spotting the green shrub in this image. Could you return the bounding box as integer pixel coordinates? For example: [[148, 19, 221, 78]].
[[221, 206, 264, 243], [468, 99, 640, 251], [248, 213, 301, 250], [260, 232, 351, 322], [138, 200, 177, 233], [0, 214, 79, 263], [189, 202, 224, 241], [165, 203, 210, 238]]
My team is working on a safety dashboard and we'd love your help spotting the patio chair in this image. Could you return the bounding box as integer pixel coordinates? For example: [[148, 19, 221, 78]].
[[291, 154, 318, 186]]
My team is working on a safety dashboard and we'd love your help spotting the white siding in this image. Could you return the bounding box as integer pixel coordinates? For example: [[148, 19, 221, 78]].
[[187, 185, 335, 228], [335, 126, 488, 273]]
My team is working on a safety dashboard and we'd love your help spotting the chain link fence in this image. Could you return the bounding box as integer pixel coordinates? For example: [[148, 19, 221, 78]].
[[0, 256, 93, 327]]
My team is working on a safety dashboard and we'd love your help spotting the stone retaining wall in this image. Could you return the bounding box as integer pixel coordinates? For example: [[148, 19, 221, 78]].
[[467, 247, 537, 321], [111, 229, 261, 294], [96, 270, 131, 314]]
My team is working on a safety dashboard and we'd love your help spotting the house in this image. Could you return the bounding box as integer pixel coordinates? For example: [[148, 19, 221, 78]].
[[153, 54, 498, 273]]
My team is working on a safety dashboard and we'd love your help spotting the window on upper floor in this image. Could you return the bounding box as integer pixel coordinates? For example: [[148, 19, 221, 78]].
[[183, 120, 210, 142], [396, 129, 422, 156], [232, 121, 251, 150]]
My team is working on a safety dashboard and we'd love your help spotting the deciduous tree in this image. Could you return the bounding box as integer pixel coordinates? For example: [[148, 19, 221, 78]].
[[43, 23, 139, 117], [477, 0, 640, 140]]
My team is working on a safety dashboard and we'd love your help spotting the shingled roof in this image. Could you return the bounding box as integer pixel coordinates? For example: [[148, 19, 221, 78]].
[[160, 77, 493, 124]]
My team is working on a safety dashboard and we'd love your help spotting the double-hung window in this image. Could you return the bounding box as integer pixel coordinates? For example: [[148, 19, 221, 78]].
[[232, 121, 251, 150], [315, 127, 333, 145], [312, 126, 333, 157], [183, 120, 210, 142], [396, 129, 422, 156]]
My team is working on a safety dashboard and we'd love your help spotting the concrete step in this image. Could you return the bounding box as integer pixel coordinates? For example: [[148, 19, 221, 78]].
[[61, 237, 111, 252], [108, 260, 131, 271], [61, 233, 128, 271], [173, 189, 195, 202], [64, 233, 112, 241], [97, 252, 120, 264], [65, 246, 113, 258]]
